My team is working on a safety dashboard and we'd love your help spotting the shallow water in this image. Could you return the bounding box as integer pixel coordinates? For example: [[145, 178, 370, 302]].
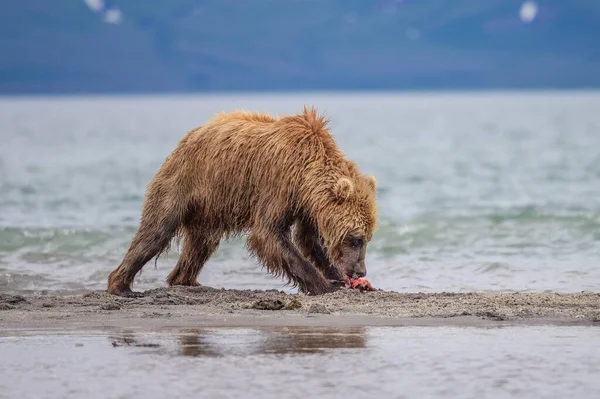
[[1, 91, 600, 294], [1, 325, 599, 398]]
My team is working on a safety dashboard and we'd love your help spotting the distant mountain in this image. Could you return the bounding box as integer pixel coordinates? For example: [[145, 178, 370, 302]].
[[1, 0, 599, 94]]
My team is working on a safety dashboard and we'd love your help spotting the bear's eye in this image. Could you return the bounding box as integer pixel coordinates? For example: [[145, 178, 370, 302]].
[[348, 237, 363, 248]]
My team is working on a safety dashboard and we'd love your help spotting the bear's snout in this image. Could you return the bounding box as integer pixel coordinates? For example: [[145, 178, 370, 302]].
[[353, 270, 366, 278]]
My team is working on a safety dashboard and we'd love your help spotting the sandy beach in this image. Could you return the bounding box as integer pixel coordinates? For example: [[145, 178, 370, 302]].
[[2, 286, 599, 332]]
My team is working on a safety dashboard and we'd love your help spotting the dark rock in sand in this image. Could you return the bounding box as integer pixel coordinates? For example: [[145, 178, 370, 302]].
[[0, 294, 27, 305], [308, 304, 331, 314], [285, 298, 303, 310], [588, 312, 600, 323], [100, 302, 122, 311], [251, 299, 285, 310], [475, 310, 508, 321]]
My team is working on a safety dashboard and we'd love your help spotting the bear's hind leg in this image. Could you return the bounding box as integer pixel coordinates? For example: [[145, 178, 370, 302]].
[[293, 220, 344, 281], [167, 227, 220, 287], [107, 213, 181, 297]]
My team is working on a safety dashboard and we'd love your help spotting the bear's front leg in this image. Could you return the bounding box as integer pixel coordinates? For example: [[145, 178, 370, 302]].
[[293, 220, 345, 282], [247, 230, 337, 295]]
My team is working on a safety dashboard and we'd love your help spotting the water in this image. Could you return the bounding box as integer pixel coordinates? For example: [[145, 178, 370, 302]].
[[1, 91, 600, 294], [1, 325, 599, 399]]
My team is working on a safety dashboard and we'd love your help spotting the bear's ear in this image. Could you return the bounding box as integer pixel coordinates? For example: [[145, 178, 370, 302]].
[[365, 175, 377, 192], [333, 177, 354, 202]]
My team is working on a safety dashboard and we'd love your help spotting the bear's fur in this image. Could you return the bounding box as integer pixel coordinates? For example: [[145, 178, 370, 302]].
[[107, 106, 378, 296]]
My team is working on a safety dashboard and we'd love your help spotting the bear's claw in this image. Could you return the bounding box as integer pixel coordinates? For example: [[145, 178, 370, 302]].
[[106, 285, 144, 298]]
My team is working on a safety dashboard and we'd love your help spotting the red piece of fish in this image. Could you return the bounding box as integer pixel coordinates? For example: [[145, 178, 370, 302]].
[[347, 278, 375, 291]]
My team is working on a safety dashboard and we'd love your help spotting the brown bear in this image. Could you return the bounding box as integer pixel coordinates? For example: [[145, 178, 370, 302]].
[[107, 106, 378, 297]]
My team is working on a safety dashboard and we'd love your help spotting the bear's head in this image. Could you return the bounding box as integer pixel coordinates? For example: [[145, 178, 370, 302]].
[[319, 173, 378, 280]]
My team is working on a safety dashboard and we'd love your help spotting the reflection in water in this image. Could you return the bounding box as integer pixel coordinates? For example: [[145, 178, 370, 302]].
[[108, 331, 161, 349], [257, 327, 366, 355], [107, 327, 367, 357], [177, 329, 224, 358]]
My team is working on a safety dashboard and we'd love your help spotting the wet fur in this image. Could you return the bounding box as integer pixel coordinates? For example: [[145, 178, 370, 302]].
[[107, 106, 378, 296]]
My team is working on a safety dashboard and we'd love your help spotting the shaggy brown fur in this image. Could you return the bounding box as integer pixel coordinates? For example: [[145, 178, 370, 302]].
[[107, 106, 378, 296]]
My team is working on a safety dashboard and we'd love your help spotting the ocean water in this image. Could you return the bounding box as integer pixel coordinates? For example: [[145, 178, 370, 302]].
[[1, 325, 600, 399], [1, 91, 599, 295]]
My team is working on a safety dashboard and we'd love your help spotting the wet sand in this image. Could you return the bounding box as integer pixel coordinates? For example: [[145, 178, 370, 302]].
[[1, 286, 599, 331]]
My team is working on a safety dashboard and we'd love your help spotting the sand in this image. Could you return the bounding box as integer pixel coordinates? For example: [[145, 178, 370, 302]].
[[1, 286, 599, 331]]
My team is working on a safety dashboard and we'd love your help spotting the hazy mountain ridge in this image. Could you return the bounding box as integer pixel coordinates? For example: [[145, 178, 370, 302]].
[[2, 0, 600, 94]]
